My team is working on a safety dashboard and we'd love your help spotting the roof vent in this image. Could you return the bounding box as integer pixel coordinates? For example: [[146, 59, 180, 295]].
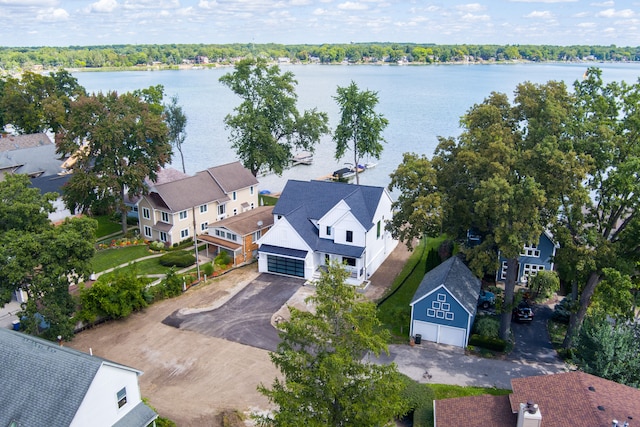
[[598, 406, 606, 411], [517, 401, 542, 427], [588, 386, 596, 392]]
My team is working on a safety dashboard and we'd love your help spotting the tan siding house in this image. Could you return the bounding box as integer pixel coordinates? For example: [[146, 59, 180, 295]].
[[137, 162, 258, 246]]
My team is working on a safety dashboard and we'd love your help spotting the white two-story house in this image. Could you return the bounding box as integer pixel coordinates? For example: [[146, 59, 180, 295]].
[[257, 180, 398, 285], [137, 161, 258, 246]]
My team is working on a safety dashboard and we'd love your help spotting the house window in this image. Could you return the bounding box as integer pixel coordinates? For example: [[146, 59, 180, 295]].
[[325, 254, 330, 264], [232, 191, 237, 200], [160, 232, 167, 242], [179, 210, 188, 220], [523, 264, 545, 277], [142, 207, 150, 220], [181, 228, 189, 239], [200, 204, 208, 213], [500, 261, 508, 280], [218, 204, 226, 216], [161, 211, 169, 223], [346, 230, 353, 243], [253, 230, 261, 242], [143, 226, 152, 237], [250, 186, 254, 195], [117, 387, 127, 408], [376, 220, 381, 238], [201, 221, 208, 231], [326, 226, 332, 236], [343, 257, 356, 267], [520, 244, 540, 258]]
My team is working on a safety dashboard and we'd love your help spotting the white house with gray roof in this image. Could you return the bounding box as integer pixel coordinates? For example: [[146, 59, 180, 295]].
[[137, 161, 258, 246], [0, 328, 157, 427], [257, 180, 398, 285]]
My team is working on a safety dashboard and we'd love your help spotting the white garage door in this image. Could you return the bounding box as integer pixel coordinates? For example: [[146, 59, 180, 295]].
[[412, 320, 467, 348]]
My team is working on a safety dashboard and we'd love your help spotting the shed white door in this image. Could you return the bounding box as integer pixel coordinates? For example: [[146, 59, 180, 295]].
[[412, 320, 467, 348]]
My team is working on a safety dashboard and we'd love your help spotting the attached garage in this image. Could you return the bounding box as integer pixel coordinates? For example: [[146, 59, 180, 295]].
[[410, 256, 481, 348], [259, 244, 308, 278]]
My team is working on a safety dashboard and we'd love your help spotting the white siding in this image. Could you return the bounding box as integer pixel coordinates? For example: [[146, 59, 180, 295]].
[[70, 364, 143, 427]]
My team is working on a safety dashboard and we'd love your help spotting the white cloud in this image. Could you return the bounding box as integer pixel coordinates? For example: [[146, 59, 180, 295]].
[[590, 1, 614, 6], [577, 22, 597, 27], [456, 3, 486, 13], [597, 8, 635, 18], [461, 13, 490, 22], [573, 11, 590, 18], [290, 0, 311, 5], [89, 0, 118, 13], [198, 0, 218, 9], [36, 7, 69, 21], [525, 10, 554, 19], [313, 7, 327, 15], [338, 2, 368, 11]]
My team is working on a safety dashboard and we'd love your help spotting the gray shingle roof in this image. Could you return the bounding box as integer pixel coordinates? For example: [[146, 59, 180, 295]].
[[410, 255, 481, 315], [0, 143, 66, 177], [146, 162, 257, 213], [0, 133, 53, 152], [0, 328, 153, 427], [272, 180, 384, 256]]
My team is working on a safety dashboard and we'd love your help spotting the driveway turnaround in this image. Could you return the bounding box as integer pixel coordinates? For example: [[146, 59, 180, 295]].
[[162, 273, 304, 352]]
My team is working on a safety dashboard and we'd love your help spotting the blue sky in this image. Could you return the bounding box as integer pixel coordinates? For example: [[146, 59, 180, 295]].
[[0, 0, 638, 47]]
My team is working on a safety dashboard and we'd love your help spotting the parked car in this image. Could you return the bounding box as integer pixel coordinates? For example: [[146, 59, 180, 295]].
[[512, 301, 534, 322], [478, 289, 496, 309]]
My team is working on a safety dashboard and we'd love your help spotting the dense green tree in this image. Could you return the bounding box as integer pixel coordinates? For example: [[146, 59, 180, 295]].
[[56, 89, 172, 234], [256, 262, 407, 426], [432, 83, 577, 340], [529, 270, 560, 300], [0, 174, 96, 340], [164, 95, 188, 173], [219, 57, 329, 176], [333, 81, 388, 185], [574, 316, 640, 387], [387, 152, 441, 250], [558, 68, 640, 348], [0, 70, 85, 134]]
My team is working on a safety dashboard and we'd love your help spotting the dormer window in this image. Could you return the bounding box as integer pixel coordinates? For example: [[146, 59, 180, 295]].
[[326, 226, 332, 236], [521, 244, 540, 258], [346, 230, 353, 243]]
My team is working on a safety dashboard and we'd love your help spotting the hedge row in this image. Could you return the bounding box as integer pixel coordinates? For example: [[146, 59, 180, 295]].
[[468, 334, 508, 352]]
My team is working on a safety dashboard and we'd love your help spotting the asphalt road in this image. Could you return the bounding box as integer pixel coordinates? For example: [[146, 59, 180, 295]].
[[162, 274, 304, 352]]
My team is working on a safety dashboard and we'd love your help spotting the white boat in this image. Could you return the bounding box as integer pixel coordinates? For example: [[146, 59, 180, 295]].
[[364, 162, 377, 169], [292, 151, 313, 165]]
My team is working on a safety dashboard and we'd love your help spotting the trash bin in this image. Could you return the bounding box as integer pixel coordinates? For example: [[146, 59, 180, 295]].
[[12, 320, 20, 331], [415, 334, 422, 344]]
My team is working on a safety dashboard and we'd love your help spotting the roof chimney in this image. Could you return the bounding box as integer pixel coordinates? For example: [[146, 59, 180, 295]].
[[517, 401, 542, 427]]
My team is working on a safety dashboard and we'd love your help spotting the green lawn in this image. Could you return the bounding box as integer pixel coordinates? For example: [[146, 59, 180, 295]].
[[93, 215, 122, 238], [377, 236, 447, 342], [110, 257, 174, 276], [429, 383, 511, 400], [91, 245, 152, 273]]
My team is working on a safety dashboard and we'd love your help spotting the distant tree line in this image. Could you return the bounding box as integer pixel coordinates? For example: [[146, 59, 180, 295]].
[[0, 42, 639, 71]]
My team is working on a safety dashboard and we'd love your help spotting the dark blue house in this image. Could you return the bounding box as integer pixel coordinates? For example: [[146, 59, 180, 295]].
[[497, 231, 558, 284], [410, 256, 481, 348]]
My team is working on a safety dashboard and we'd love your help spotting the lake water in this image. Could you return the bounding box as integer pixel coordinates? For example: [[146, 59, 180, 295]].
[[73, 63, 640, 193]]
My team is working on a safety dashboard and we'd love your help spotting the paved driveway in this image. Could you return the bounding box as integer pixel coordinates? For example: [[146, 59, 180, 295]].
[[509, 302, 562, 364], [162, 273, 304, 352]]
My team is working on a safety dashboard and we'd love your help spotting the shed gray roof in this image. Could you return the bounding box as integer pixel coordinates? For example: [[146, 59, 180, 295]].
[[146, 162, 257, 213], [272, 180, 384, 256], [0, 328, 154, 427], [411, 256, 481, 315], [0, 143, 67, 177]]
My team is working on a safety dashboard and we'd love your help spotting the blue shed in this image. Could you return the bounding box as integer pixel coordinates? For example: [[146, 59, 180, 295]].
[[410, 256, 481, 348]]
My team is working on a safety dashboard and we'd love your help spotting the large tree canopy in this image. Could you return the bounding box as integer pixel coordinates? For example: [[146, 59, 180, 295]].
[[0, 174, 96, 340], [164, 94, 188, 173], [256, 262, 406, 426], [0, 70, 85, 134], [333, 81, 388, 185], [219, 57, 329, 176], [56, 89, 172, 234]]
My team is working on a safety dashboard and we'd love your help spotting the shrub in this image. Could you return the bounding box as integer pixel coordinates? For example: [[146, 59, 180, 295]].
[[399, 374, 435, 411], [202, 262, 214, 276], [159, 251, 195, 268], [413, 404, 434, 427], [468, 334, 507, 352], [149, 240, 165, 251], [215, 251, 232, 267], [472, 315, 500, 339]]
